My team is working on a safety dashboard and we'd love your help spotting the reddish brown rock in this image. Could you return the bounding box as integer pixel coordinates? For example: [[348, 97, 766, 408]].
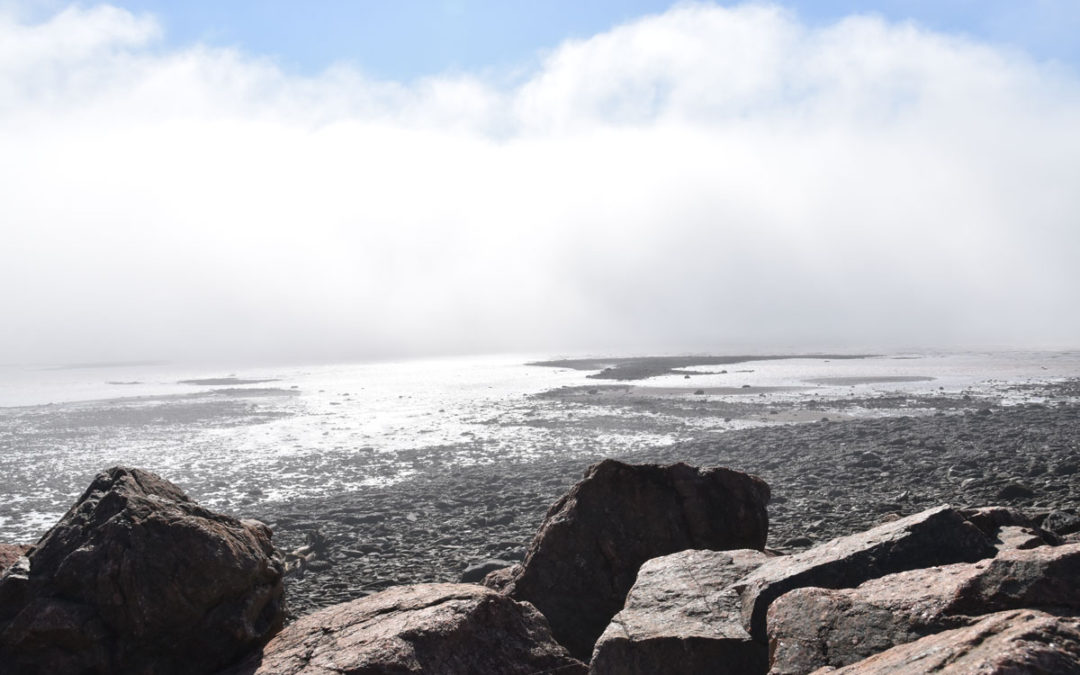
[[992, 524, 1056, 552], [590, 549, 771, 675], [814, 609, 1080, 674], [0, 467, 285, 675], [768, 542, 1080, 673], [221, 583, 586, 675], [0, 545, 30, 576], [960, 506, 1060, 551], [481, 564, 520, 593], [737, 505, 995, 643], [506, 459, 770, 660], [961, 505, 1039, 535], [950, 541, 1080, 613]]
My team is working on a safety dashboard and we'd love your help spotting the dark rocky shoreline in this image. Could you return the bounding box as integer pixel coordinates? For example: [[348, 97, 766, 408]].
[[3, 383, 1080, 672], [255, 380, 1080, 618]]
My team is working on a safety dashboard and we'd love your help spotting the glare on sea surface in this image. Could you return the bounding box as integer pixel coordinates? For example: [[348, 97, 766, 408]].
[[1, 351, 1078, 542]]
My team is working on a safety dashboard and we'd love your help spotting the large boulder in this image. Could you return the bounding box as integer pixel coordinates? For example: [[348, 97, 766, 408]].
[[221, 583, 586, 675], [0, 467, 285, 675], [768, 542, 1080, 673], [737, 505, 995, 643], [506, 459, 770, 659], [590, 549, 771, 675], [816, 609, 1080, 674]]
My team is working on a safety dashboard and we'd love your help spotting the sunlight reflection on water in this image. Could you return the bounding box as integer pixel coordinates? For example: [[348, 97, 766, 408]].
[[1, 350, 1078, 542]]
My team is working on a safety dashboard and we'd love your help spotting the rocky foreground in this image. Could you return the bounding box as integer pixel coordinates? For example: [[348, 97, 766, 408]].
[[258, 392, 1080, 617], [1, 458, 1080, 673]]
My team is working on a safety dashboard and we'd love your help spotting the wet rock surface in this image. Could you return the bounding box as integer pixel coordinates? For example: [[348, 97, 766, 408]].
[[504, 459, 770, 659], [220, 583, 586, 675], [738, 505, 995, 642], [768, 543, 1080, 673], [817, 609, 1080, 674], [590, 548, 770, 675], [0, 467, 285, 675]]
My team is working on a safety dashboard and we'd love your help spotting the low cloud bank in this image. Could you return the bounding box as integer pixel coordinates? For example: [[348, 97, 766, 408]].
[[2, 3, 1078, 363]]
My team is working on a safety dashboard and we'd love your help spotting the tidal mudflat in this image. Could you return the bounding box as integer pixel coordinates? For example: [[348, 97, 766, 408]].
[[1, 352, 1079, 617]]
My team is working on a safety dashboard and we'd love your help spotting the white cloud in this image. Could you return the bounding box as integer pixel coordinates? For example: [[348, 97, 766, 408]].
[[1, 2, 1078, 364]]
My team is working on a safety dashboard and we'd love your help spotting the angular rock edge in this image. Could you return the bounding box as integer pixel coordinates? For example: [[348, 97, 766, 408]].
[[590, 549, 771, 675], [767, 542, 1080, 673], [220, 583, 587, 675], [815, 609, 1080, 674], [0, 467, 286, 675], [505, 459, 771, 660], [737, 504, 995, 642]]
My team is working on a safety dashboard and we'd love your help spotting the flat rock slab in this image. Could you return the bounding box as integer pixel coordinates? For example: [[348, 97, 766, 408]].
[[813, 609, 1080, 674], [221, 583, 586, 675], [768, 542, 1080, 673], [0, 467, 285, 675], [507, 459, 770, 660], [738, 505, 995, 642], [591, 549, 770, 675]]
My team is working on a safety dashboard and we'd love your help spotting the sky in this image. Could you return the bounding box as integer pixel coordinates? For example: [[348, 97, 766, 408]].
[[1, 1, 1079, 365]]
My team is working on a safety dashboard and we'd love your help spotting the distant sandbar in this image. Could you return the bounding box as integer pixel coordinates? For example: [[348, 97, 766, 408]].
[[530, 355, 873, 381], [178, 378, 280, 386]]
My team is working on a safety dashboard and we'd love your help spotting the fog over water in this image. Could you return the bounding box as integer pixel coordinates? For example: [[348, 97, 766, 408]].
[[2, 3, 1079, 365]]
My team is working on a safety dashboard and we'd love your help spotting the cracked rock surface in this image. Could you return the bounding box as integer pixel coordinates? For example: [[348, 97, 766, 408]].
[[814, 609, 1080, 674], [220, 583, 585, 675], [590, 548, 771, 675]]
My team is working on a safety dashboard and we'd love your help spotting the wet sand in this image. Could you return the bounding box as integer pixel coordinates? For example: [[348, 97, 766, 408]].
[[255, 378, 1080, 618]]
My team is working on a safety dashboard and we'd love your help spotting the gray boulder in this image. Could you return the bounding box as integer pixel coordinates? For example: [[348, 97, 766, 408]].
[[590, 549, 771, 675], [505, 459, 770, 659]]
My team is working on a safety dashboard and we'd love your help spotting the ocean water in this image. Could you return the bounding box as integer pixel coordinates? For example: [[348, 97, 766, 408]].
[[1, 350, 1078, 543]]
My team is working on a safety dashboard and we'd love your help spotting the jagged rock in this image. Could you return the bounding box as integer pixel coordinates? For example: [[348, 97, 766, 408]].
[[482, 564, 520, 592], [590, 549, 770, 675], [737, 505, 995, 643], [814, 609, 1080, 674], [505, 459, 770, 659], [221, 583, 586, 675], [961, 505, 1037, 535], [993, 524, 1057, 551], [1044, 510, 1080, 536], [960, 505, 1059, 550], [460, 558, 513, 583], [768, 543, 1080, 673], [0, 545, 30, 575], [0, 467, 285, 675]]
